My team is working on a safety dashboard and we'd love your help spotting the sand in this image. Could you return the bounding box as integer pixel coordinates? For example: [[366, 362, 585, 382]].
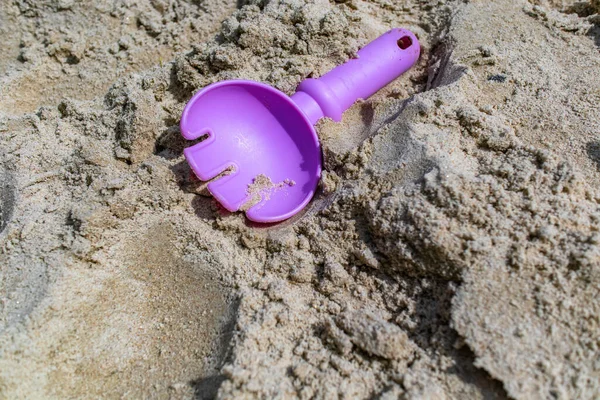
[[0, 0, 599, 398]]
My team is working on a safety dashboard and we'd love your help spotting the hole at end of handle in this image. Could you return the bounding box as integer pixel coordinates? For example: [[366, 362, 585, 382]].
[[397, 36, 412, 50]]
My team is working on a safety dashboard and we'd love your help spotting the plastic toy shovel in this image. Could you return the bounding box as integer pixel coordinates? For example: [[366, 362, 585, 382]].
[[181, 28, 420, 223]]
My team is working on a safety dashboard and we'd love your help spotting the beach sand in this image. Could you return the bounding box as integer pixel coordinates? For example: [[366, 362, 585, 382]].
[[0, 0, 599, 398]]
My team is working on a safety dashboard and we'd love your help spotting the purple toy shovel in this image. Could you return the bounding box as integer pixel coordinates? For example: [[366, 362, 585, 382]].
[[181, 28, 420, 223]]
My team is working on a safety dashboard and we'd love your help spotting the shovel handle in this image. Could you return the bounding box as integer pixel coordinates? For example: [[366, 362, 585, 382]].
[[291, 29, 420, 124]]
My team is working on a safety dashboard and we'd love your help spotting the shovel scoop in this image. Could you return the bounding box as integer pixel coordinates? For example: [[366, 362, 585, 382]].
[[181, 28, 420, 223]]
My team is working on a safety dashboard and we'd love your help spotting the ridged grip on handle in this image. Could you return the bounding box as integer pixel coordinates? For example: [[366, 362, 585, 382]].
[[291, 28, 420, 124]]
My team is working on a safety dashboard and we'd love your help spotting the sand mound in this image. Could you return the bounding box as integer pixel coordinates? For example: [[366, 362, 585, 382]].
[[0, 0, 599, 398]]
